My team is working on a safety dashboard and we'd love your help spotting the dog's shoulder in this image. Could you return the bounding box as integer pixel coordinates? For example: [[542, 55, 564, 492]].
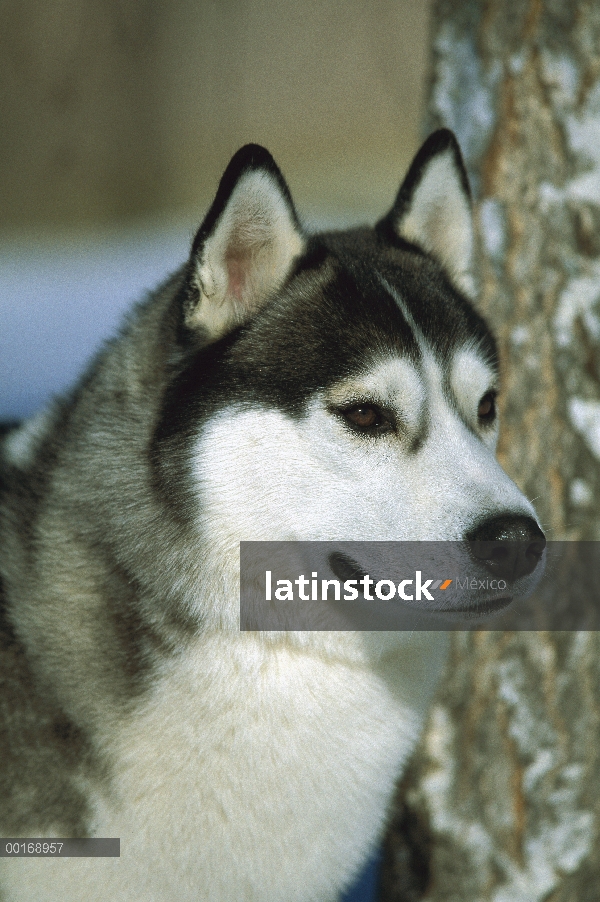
[[0, 568, 96, 836]]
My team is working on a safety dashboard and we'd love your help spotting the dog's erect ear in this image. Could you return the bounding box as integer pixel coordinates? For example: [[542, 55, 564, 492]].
[[183, 145, 305, 341], [379, 129, 474, 296]]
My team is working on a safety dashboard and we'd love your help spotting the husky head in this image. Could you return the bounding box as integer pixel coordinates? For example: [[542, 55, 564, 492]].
[[153, 131, 545, 628]]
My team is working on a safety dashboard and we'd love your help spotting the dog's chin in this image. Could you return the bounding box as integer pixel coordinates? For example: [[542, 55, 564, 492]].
[[381, 594, 514, 624], [431, 595, 514, 621]]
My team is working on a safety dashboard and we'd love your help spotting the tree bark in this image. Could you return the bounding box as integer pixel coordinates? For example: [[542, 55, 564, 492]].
[[381, 2, 600, 899]]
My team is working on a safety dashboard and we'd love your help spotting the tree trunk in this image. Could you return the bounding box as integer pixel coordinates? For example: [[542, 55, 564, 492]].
[[380, 2, 600, 899]]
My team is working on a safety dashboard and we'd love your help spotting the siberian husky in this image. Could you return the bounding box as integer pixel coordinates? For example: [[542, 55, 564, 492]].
[[0, 130, 544, 901]]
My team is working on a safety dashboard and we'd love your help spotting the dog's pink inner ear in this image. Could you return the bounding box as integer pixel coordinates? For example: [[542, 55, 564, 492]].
[[187, 169, 304, 339], [225, 254, 247, 302]]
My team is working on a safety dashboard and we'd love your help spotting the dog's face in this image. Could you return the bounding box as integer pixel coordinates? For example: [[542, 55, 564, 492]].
[[191, 247, 534, 545], [153, 132, 544, 628]]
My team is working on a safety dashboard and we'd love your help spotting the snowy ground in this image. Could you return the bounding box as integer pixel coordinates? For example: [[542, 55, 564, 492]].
[[0, 227, 194, 422]]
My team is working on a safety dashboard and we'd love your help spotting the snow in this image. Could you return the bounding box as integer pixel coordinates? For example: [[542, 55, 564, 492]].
[[538, 76, 600, 206], [523, 749, 554, 792], [553, 262, 600, 347], [566, 94, 600, 205], [540, 50, 579, 109], [421, 704, 495, 871], [491, 808, 595, 902], [511, 325, 529, 347], [568, 397, 600, 459], [420, 652, 594, 901], [430, 22, 501, 189], [479, 198, 506, 261], [570, 478, 593, 506], [0, 226, 192, 420]]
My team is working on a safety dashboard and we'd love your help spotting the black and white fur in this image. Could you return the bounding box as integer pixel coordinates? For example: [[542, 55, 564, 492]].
[[0, 131, 544, 901]]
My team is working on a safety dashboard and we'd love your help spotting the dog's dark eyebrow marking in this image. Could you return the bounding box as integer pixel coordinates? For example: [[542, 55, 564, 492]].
[[393, 395, 429, 456], [406, 416, 430, 456]]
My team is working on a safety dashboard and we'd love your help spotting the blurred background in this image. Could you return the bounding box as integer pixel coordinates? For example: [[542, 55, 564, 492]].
[[0, 0, 431, 420]]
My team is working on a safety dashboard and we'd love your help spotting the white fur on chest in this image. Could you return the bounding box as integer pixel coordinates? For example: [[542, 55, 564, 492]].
[[2, 631, 447, 902]]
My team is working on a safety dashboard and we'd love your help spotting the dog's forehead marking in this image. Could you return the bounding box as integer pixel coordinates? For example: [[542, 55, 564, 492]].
[[450, 344, 497, 410], [376, 272, 428, 352], [377, 271, 497, 408]]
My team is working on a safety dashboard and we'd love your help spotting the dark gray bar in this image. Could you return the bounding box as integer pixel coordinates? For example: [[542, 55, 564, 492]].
[[1, 839, 120, 857], [239, 541, 599, 630]]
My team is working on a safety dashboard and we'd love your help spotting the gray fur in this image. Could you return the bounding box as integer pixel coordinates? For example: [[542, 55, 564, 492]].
[[0, 133, 543, 902]]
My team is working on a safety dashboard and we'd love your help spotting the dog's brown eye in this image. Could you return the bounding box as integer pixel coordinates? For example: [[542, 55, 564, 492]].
[[342, 404, 387, 431], [478, 391, 497, 422]]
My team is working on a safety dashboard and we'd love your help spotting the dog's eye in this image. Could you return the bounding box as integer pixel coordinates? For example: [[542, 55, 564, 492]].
[[341, 404, 390, 433], [478, 391, 497, 423]]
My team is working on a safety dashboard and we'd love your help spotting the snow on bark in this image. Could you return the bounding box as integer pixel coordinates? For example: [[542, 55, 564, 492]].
[[424, 0, 600, 541], [383, 630, 600, 902], [381, 3, 600, 900]]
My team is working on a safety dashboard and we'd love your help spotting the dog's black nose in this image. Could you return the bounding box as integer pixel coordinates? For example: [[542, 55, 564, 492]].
[[466, 515, 546, 581]]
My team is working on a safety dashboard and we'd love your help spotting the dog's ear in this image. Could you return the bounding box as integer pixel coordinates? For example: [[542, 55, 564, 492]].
[[182, 145, 304, 341], [378, 129, 474, 296]]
